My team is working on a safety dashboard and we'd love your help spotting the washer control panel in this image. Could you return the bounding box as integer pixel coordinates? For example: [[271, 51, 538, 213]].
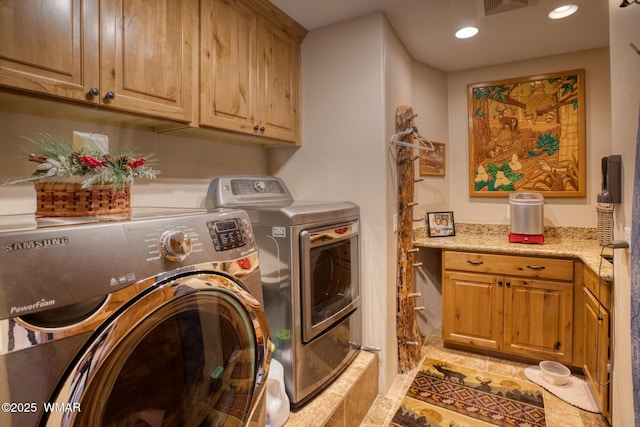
[[159, 230, 192, 262], [0, 208, 259, 320], [207, 217, 252, 251]]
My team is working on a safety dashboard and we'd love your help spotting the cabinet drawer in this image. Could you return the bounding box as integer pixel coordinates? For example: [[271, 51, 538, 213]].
[[583, 264, 612, 311], [443, 251, 573, 281]]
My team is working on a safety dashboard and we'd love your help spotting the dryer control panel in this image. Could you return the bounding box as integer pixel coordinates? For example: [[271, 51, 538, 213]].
[[206, 175, 294, 208]]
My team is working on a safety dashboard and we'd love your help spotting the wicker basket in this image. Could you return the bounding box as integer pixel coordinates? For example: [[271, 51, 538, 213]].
[[35, 182, 131, 217], [596, 202, 614, 246]]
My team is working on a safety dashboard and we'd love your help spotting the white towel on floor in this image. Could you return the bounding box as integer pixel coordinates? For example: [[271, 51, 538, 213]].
[[524, 366, 601, 413]]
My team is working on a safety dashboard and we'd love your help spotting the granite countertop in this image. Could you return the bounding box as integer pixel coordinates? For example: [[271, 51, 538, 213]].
[[413, 223, 614, 281]]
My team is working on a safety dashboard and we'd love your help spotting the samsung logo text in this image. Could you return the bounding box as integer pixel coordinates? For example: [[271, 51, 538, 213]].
[[3, 237, 70, 252]]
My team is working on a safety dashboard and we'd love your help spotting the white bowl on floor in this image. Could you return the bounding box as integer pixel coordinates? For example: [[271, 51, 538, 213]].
[[539, 360, 571, 385]]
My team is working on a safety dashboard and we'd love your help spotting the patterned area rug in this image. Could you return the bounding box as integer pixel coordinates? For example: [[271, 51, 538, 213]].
[[391, 358, 546, 427]]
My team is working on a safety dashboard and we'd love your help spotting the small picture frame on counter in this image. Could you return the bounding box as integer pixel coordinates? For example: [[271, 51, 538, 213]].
[[427, 211, 455, 237]]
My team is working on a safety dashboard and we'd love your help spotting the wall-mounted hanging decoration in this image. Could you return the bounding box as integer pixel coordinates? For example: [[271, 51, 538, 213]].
[[390, 105, 434, 372], [468, 69, 586, 197], [419, 141, 446, 177]]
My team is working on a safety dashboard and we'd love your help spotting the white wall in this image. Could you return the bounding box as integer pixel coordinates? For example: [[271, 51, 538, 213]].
[[270, 12, 410, 394], [413, 62, 450, 215], [446, 48, 611, 228], [0, 110, 268, 213], [412, 62, 449, 335], [608, 1, 640, 425]]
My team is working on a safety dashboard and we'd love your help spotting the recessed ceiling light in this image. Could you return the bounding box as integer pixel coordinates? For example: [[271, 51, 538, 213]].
[[548, 4, 579, 19], [455, 27, 479, 39]]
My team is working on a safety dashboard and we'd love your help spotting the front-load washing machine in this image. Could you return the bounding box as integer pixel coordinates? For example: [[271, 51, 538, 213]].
[[0, 207, 271, 426]]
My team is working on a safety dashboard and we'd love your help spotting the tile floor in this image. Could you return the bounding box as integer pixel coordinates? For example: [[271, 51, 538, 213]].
[[361, 330, 609, 427]]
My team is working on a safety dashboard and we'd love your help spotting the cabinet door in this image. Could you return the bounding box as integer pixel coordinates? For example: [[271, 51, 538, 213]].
[[0, 0, 99, 102], [442, 271, 503, 350], [255, 16, 299, 143], [503, 278, 573, 363], [200, 0, 256, 132], [100, 0, 196, 122], [583, 288, 610, 415]]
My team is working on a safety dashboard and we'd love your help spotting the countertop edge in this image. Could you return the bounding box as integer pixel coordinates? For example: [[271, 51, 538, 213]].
[[413, 235, 613, 281]]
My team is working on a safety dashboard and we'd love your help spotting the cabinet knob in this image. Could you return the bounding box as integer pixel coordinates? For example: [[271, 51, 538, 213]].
[[506, 281, 511, 287], [87, 87, 99, 98], [253, 125, 259, 132], [104, 91, 116, 101], [259, 126, 265, 133], [498, 280, 503, 286]]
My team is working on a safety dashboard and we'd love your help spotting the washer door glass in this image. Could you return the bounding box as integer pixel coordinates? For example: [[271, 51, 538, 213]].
[[45, 274, 263, 427]]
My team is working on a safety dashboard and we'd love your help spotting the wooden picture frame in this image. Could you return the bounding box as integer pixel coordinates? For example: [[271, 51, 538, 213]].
[[426, 211, 455, 237], [468, 69, 586, 197], [419, 141, 446, 177]]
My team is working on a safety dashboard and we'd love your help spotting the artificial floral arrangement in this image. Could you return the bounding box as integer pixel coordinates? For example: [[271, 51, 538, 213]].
[[4, 133, 160, 191]]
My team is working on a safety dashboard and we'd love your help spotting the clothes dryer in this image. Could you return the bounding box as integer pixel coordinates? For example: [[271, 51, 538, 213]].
[[207, 176, 362, 408], [0, 208, 271, 427]]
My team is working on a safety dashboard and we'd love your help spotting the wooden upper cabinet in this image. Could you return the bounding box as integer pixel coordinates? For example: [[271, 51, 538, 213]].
[[200, 0, 306, 144], [200, 0, 256, 133], [0, 0, 99, 101], [0, 0, 197, 123], [99, 0, 197, 122], [255, 15, 299, 143], [1, 0, 305, 139]]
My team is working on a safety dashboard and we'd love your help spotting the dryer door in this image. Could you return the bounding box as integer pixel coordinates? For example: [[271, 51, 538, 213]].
[[43, 273, 270, 427]]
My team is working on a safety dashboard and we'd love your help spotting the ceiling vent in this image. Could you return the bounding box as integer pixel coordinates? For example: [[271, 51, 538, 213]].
[[478, 0, 535, 17]]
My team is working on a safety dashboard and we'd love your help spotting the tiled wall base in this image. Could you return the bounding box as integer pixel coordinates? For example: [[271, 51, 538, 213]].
[[284, 351, 378, 427]]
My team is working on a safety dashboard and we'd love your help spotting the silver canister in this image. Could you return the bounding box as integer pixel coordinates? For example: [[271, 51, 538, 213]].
[[509, 192, 544, 235]]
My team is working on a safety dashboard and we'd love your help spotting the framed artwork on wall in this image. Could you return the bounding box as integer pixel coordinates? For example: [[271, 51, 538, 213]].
[[468, 69, 586, 197], [419, 141, 446, 177], [426, 211, 455, 237]]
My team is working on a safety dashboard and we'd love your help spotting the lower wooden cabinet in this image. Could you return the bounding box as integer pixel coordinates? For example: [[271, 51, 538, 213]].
[[442, 251, 574, 363], [582, 265, 612, 419], [503, 277, 573, 362], [443, 270, 503, 351]]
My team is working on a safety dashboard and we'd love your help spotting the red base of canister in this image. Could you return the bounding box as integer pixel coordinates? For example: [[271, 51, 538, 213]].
[[508, 232, 545, 244]]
